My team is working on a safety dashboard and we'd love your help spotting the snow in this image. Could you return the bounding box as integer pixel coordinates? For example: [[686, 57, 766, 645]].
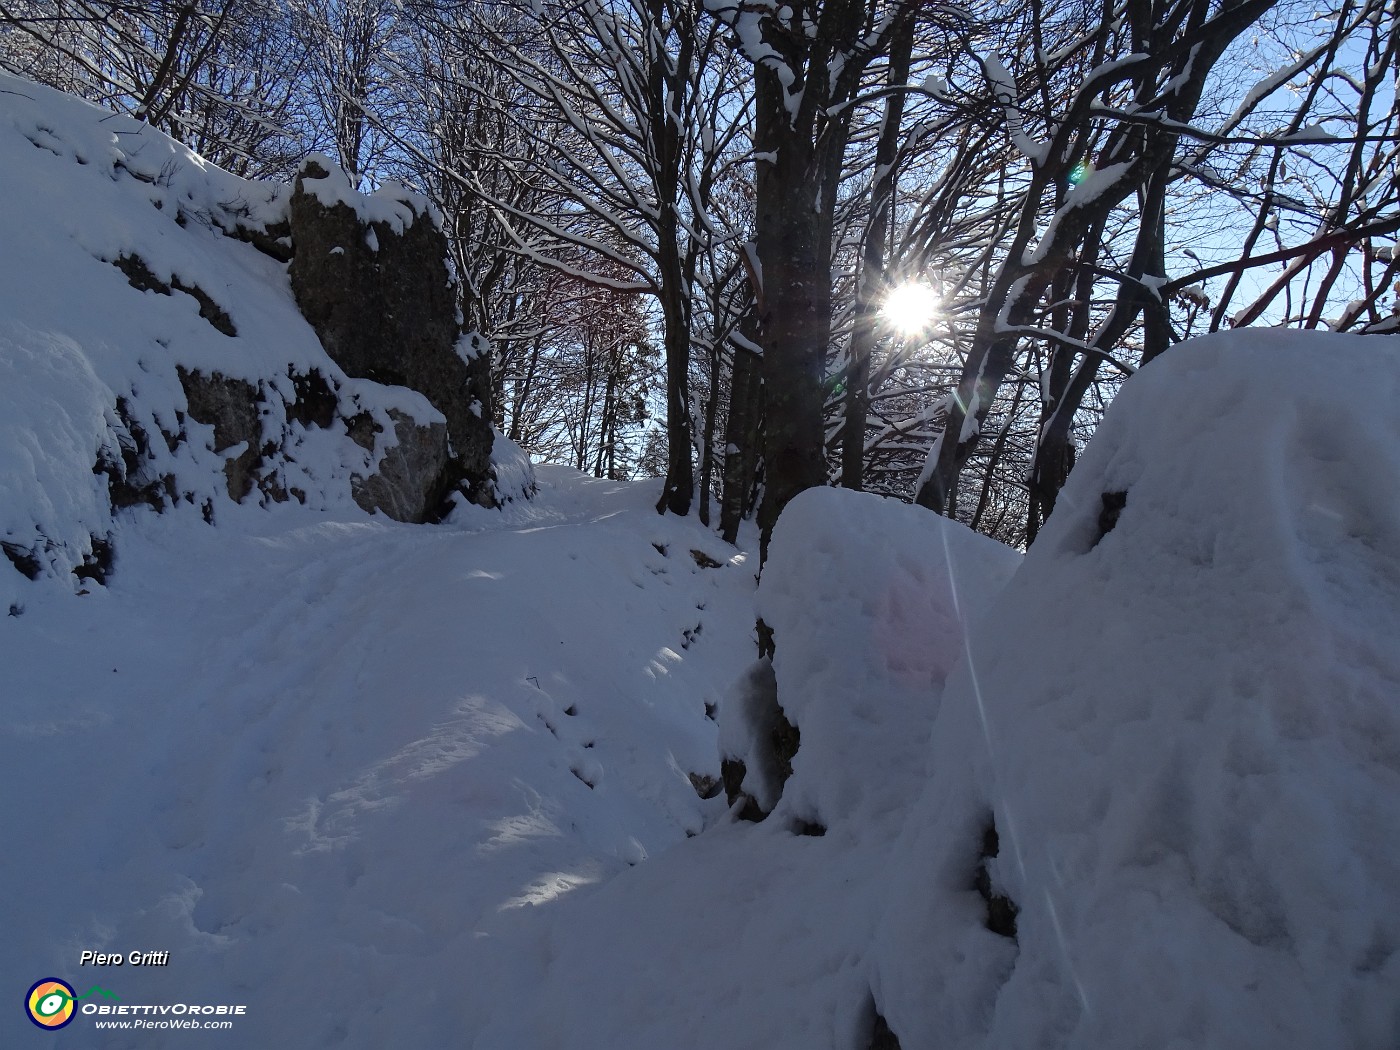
[[295, 153, 441, 233], [477, 489, 1020, 1049], [1022, 161, 1134, 265], [483, 428, 537, 505], [2, 469, 760, 1048], [455, 330, 489, 363], [468, 331, 1400, 1050], [1282, 122, 1335, 142], [0, 325, 116, 583], [708, 0, 799, 115], [753, 488, 1021, 826], [979, 54, 1048, 164], [921, 73, 948, 98], [0, 76, 288, 235], [1219, 40, 1333, 137], [1179, 283, 1209, 307], [4, 71, 1400, 1050], [876, 328, 1400, 1049]]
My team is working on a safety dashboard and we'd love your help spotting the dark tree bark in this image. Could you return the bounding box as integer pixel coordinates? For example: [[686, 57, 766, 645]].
[[733, 0, 931, 555], [720, 314, 765, 545], [752, 90, 841, 551], [652, 5, 697, 516], [698, 339, 723, 526]]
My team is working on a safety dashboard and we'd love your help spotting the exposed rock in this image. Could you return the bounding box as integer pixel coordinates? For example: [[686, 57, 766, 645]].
[[97, 397, 176, 511], [1094, 489, 1128, 546], [114, 253, 236, 336], [690, 548, 724, 569], [225, 217, 293, 263], [719, 657, 798, 821], [0, 90, 533, 597], [177, 367, 264, 502], [974, 816, 1020, 940], [720, 757, 762, 820], [173, 366, 451, 522], [344, 411, 378, 452], [868, 1008, 902, 1050], [287, 158, 494, 503], [350, 409, 454, 524], [687, 771, 722, 800], [287, 368, 338, 429], [1, 540, 42, 580], [73, 534, 114, 584]]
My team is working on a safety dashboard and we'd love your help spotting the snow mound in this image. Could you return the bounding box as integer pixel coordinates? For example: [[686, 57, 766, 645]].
[[486, 428, 538, 506], [745, 486, 1020, 823], [0, 325, 116, 586], [877, 328, 1400, 1049]]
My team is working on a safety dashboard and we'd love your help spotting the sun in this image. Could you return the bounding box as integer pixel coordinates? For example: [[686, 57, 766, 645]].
[[881, 280, 941, 335]]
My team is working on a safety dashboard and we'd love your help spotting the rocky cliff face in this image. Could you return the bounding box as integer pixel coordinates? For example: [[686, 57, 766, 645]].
[[287, 158, 496, 512]]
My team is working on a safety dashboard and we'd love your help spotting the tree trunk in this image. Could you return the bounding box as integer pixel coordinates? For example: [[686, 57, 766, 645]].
[[654, 243, 694, 515], [720, 319, 764, 545], [652, 4, 696, 516], [698, 340, 722, 526], [753, 68, 840, 556]]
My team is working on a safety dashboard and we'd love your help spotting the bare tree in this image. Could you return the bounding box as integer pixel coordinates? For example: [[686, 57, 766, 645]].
[[1, 0, 311, 173], [709, 0, 966, 552], [910, 0, 1282, 526], [290, 0, 402, 186], [402, 0, 752, 516]]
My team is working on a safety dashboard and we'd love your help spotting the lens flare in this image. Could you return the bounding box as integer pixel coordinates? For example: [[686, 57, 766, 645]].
[[881, 280, 941, 335], [1068, 160, 1093, 186]]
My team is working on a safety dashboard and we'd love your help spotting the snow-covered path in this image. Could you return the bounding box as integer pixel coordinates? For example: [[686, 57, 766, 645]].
[[3, 467, 758, 1048]]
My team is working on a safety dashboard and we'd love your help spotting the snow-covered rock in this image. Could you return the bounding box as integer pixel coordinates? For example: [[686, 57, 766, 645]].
[[287, 157, 496, 502], [723, 487, 1020, 824], [0, 73, 510, 603]]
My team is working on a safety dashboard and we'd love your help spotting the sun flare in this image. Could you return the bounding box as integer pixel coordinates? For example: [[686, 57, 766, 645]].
[[881, 281, 941, 335]]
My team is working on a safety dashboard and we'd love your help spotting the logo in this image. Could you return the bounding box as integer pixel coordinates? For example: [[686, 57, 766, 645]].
[[25, 980, 119, 1030], [25, 979, 76, 1030]]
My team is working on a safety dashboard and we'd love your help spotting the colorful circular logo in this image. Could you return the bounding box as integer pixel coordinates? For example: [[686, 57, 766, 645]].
[[26, 978, 77, 1030]]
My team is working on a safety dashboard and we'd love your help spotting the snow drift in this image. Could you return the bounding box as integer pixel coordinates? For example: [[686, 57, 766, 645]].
[[875, 328, 1400, 1049], [472, 491, 1021, 1048]]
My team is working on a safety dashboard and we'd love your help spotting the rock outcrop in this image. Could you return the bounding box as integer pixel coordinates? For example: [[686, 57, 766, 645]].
[[348, 409, 453, 522], [0, 79, 522, 602], [288, 158, 495, 509]]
